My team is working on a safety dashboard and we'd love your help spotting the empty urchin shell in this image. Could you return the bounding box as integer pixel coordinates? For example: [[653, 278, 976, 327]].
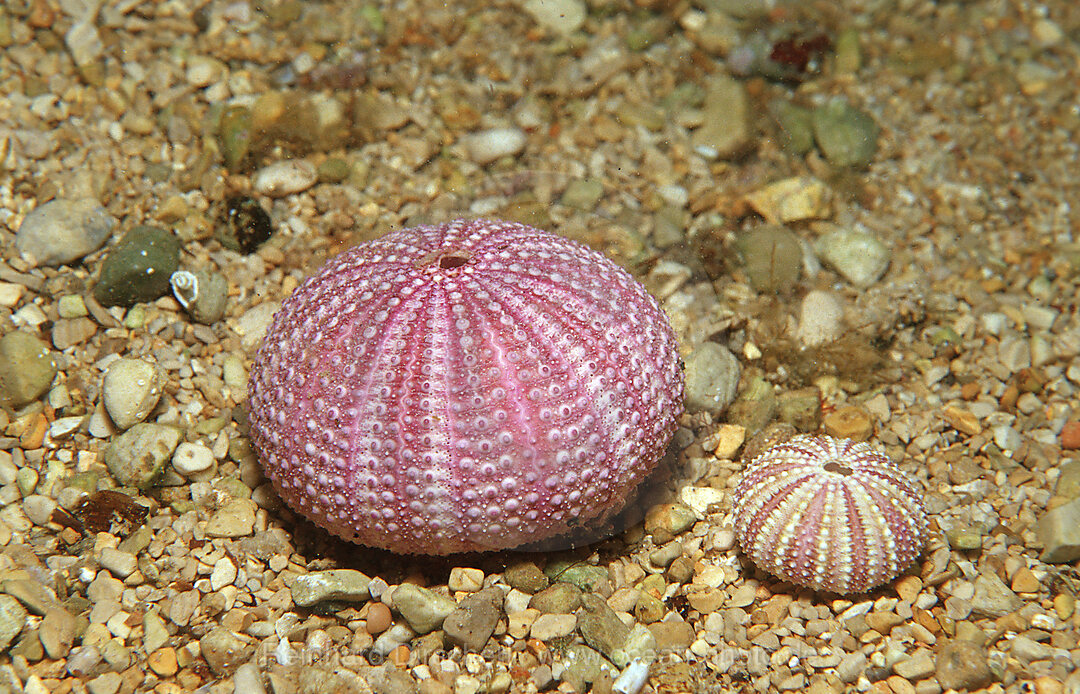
[[248, 218, 684, 554], [732, 434, 927, 594]]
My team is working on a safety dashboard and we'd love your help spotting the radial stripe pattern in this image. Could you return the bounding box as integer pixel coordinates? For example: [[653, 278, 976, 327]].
[[248, 219, 684, 554], [732, 435, 927, 594]]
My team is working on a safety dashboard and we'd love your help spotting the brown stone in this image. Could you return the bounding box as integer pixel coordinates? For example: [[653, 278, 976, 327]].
[[1010, 567, 1041, 594], [1061, 421, 1080, 450], [822, 405, 873, 440], [942, 404, 982, 436]]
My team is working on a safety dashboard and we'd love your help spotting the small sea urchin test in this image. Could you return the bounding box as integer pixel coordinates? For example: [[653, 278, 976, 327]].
[[732, 434, 927, 594], [248, 218, 684, 554]]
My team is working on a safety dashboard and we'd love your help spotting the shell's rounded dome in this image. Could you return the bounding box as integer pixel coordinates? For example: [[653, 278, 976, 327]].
[[248, 218, 684, 554]]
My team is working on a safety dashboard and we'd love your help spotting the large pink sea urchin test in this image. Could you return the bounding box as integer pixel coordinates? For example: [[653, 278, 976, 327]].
[[248, 218, 685, 554]]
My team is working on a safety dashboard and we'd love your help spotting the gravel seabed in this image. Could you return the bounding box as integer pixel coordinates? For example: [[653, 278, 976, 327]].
[[1, 1, 1080, 694]]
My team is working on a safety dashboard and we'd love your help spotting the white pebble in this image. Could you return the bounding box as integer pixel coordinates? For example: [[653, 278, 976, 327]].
[[795, 290, 843, 347], [253, 160, 317, 197], [464, 128, 527, 165], [102, 358, 164, 430], [523, 0, 586, 35], [173, 442, 215, 476], [22, 495, 56, 526], [210, 557, 238, 591]]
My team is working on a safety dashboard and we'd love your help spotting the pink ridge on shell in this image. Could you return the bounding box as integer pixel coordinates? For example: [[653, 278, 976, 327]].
[[732, 434, 927, 594], [248, 218, 684, 554]]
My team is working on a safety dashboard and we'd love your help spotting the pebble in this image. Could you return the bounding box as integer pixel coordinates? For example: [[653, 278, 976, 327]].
[[935, 639, 994, 691], [1010, 636, 1056, 663], [172, 442, 216, 476], [57, 294, 88, 318], [52, 316, 98, 349], [523, 0, 586, 34], [464, 127, 527, 165], [682, 342, 741, 413], [0, 331, 57, 408], [691, 74, 751, 159], [148, 647, 178, 677], [814, 227, 891, 287], [743, 177, 832, 225], [21, 494, 56, 526], [822, 405, 874, 440], [893, 649, 935, 680], [391, 583, 456, 634], [735, 224, 803, 293], [530, 582, 583, 614], [1036, 497, 1080, 563], [795, 290, 843, 347], [997, 335, 1032, 373], [529, 613, 577, 641], [66, 645, 104, 677], [102, 358, 164, 430], [644, 502, 697, 543], [93, 226, 182, 307], [171, 269, 229, 325], [992, 424, 1022, 452], [1058, 421, 1080, 449], [200, 626, 254, 674], [14, 198, 115, 267], [0, 282, 24, 307], [365, 602, 392, 635], [970, 573, 1022, 617], [98, 547, 138, 578], [443, 586, 503, 652], [678, 485, 726, 517], [0, 595, 27, 651], [836, 650, 867, 683], [211, 557, 238, 591], [235, 301, 280, 351], [87, 672, 122, 694], [504, 561, 549, 594], [290, 569, 371, 607], [550, 563, 611, 594], [943, 404, 982, 436], [233, 663, 267, 694], [104, 423, 181, 489], [811, 98, 880, 167], [143, 613, 169, 653], [448, 567, 485, 593], [578, 593, 630, 660], [252, 160, 318, 197], [1010, 566, 1041, 593], [204, 498, 258, 537]]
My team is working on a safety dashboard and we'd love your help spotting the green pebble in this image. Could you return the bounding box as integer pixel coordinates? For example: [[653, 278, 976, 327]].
[[213, 477, 252, 499], [123, 305, 147, 330], [559, 564, 611, 593], [930, 326, 962, 347], [833, 27, 861, 74], [193, 417, 228, 436], [771, 101, 816, 155], [317, 157, 352, 183], [218, 105, 253, 172], [93, 226, 182, 308], [105, 423, 181, 489], [15, 467, 38, 497], [0, 331, 57, 408], [735, 224, 803, 293], [812, 98, 881, 168], [560, 179, 605, 211], [57, 295, 88, 318]]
